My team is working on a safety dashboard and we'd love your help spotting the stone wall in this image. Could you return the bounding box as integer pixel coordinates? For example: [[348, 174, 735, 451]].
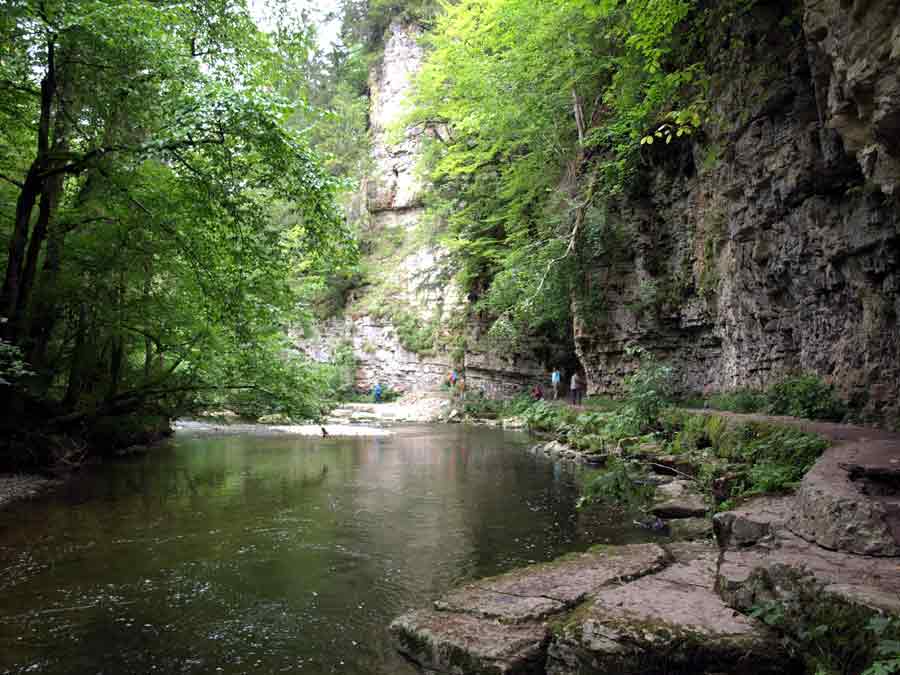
[[574, 0, 900, 417]]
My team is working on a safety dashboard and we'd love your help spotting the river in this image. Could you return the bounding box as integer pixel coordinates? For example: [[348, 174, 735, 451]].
[[0, 424, 651, 674]]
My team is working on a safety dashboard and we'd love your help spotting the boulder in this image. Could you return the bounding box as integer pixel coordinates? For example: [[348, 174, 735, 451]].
[[717, 527, 900, 615], [788, 438, 900, 556], [668, 517, 713, 541], [650, 479, 708, 519], [713, 496, 791, 548]]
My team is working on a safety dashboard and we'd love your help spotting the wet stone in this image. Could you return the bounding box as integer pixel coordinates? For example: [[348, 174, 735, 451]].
[[547, 543, 797, 675], [390, 609, 548, 675], [435, 544, 670, 623], [651, 480, 708, 519]]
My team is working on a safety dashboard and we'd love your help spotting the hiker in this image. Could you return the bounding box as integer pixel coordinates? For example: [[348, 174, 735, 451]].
[[550, 368, 561, 400], [531, 383, 544, 401], [373, 383, 383, 403], [447, 369, 458, 388], [456, 376, 466, 401], [570, 371, 584, 406]]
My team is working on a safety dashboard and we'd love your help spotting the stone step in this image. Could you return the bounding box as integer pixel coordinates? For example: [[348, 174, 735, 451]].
[[390, 543, 795, 675], [788, 436, 900, 556], [717, 523, 900, 616], [549, 543, 795, 675]]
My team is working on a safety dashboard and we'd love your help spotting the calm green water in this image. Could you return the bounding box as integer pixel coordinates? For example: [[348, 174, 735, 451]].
[[0, 424, 650, 674]]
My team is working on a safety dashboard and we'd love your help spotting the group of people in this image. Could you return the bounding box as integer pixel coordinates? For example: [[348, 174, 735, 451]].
[[531, 368, 585, 405], [447, 369, 466, 399]]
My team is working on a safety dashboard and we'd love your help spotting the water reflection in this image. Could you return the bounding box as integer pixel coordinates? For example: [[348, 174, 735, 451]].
[[0, 424, 651, 674]]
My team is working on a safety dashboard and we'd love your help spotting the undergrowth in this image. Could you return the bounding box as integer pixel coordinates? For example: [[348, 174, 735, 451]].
[[702, 374, 848, 422], [661, 410, 829, 501], [750, 569, 900, 675]]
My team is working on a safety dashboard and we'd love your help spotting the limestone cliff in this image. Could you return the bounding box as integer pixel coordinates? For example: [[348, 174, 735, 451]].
[[575, 0, 900, 418], [301, 3, 899, 411], [296, 22, 547, 396]]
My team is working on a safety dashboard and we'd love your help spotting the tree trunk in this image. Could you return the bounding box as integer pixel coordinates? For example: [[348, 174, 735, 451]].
[[1, 39, 57, 343], [63, 304, 87, 410]]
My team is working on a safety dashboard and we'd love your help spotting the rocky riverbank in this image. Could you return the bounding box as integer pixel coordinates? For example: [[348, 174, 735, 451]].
[[0, 474, 59, 510], [390, 412, 900, 674]]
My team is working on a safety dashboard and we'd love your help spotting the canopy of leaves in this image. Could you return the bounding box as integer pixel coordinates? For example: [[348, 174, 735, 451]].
[[0, 0, 356, 444], [407, 0, 705, 344]]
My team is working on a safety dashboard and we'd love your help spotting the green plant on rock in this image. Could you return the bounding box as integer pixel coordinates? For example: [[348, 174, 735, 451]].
[[393, 310, 439, 355], [578, 457, 655, 511], [749, 570, 900, 675], [622, 347, 674, 430], [707, 388, 767, 413], [863, 616, 900, 675], [766, 374, 847, 422]]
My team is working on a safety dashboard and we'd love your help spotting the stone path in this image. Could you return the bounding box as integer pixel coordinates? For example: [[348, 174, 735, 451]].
[[691, 410, 900, 556]]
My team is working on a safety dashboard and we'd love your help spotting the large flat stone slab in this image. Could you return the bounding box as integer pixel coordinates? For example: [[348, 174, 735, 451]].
[[390, 544, 669, 673], [717, 527, 900, 614], [547, 543, 795, 675], [434, 544, 669, 623], [390, 609, 548, 675]]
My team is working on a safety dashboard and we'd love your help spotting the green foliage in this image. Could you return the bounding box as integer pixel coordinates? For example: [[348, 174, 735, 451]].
[[324, 340, 359, 402], [461, 393, 533, 419], [863, 616, 900, 675], [663, 411, 829, 499], [578, 458, 655, 511], [622, 347, 674, 428], [707, 388, 767, 413], [392, 309, 438, 355], [523, 401, 574, 433], [766, 374, 847, 421], [0, 0, 354, 449], [749, 571, 900, 675], [703, 374, 850, 421], [407, 0, 707, 344], [0, 337, 32, 385]]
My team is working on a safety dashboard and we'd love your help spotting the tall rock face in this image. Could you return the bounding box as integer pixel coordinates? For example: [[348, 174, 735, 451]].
[[575, 0, 900, 418], [297, 22, 546, 396]]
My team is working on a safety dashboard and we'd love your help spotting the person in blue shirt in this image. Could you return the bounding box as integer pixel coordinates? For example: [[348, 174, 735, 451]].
[[551, 368, 561, 400], [374, 383, 383, 403]]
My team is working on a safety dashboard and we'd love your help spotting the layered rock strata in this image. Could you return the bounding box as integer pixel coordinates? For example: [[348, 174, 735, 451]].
[[296, 22, 546, 396], [575, 0, 900, 418]]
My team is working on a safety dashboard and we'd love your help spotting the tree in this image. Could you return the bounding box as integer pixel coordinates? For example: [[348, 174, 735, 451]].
[[0, 0, 353, 453], [406, 0, 703, 344]]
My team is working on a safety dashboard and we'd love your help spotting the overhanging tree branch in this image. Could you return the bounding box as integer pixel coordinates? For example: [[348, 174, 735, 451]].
[[0, 173, 25, 189]]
